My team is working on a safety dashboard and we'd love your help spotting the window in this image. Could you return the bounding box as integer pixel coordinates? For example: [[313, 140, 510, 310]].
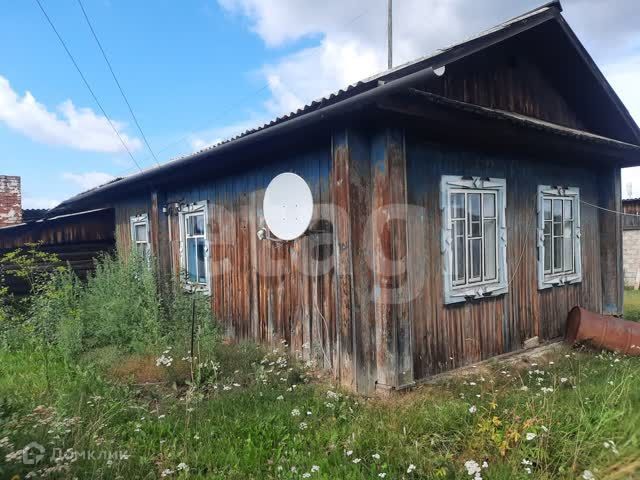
[[130, 214, 150, 257], [537, 186, 581, 289], [441, 176, 508, 304], [178, 201, 210, 292]]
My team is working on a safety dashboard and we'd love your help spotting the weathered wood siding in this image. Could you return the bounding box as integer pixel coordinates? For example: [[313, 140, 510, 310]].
[[157, 146, 342, 378], [0, 208, 115, 293], [114, 195, 153, 253], [405, 136, 606, 379], [424, 41, 583, 131], [111, 126, 620, 393]]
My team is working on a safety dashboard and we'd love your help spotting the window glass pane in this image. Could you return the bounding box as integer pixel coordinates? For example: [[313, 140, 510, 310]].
[[553, 219, 563, 236], [470, 238, 481, 280], [187, 216, 195, 236], [563, 221, 574, 272], [194, 214, 205, 236], [187, 237, 197, 282], [451, 193, 465, 219], [544, 234, 552, 272], [455, 235, 465, 283], [469, 193, 481, 223], [543, 199, 552, 220], [453, 220, 465, 283], [483, 193, 495, 218], [134, 223, 147, 242], [553, 237, 563, 271], [483, 219, 496, 280], [543, 220, 551, 236], [564, 199, 573, 220], [553, 199, 562, 224], [197, 238, 206, 284]]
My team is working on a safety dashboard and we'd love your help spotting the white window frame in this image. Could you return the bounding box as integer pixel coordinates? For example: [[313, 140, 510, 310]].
[[537, 185, 582, 289], [440, 175, 508, 304], [129, 213, 150, 257], [178, 201, 210, 293]]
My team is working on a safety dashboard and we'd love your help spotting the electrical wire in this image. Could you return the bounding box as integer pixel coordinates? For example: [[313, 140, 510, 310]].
[[76, 0, 160, 167], [581, 199, 640, 217], [130, 0, 383, 170], [34, 0, 144, 173]]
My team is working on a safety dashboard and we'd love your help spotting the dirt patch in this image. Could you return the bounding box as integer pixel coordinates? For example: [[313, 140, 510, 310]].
[[108, 354, 190, 385]]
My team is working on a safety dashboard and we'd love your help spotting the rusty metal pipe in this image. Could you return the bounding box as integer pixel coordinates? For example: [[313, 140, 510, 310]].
[[566, 306, 640, 356]]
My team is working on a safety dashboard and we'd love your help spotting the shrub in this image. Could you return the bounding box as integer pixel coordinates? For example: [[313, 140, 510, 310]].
[[77, 250, 161, 352], [0, 244, 218, 360]]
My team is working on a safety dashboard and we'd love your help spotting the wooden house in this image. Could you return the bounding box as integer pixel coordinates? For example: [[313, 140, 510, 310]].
[[41, 1, 640, 393]]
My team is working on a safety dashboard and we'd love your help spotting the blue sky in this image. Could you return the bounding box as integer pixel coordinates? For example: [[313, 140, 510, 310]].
[[1, 0, 639, 208]]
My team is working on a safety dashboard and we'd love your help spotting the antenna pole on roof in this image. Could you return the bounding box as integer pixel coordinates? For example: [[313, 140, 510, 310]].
[[387, 0, 393, 69]]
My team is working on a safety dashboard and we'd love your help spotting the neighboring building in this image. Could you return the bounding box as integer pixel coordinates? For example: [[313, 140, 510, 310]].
[[27, 2, 640, 393], [0, 176, 115, 293], [622, 198, 640, 288]]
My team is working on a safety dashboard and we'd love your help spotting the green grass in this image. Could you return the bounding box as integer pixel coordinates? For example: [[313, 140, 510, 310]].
[[1, 344, 639, 479], [624, 288, 640, 321]]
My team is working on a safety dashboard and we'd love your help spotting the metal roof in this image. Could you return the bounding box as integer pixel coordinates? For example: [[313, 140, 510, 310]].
[[49, 0, 640, 214]]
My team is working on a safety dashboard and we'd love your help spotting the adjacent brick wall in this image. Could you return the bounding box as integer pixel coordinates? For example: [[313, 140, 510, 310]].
[[623, 229, 640, 287], [0, 175, 22, 228]]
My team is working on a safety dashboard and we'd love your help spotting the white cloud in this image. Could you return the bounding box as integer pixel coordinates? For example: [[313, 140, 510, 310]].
[[0, 75, 142, 153], [22, 197, 60, 210], [62, 171, 116, 190], [188, 116, 270, 151], [604, 56, 640, 124], [215, 0, 640, 199], [216, 0, 640, 124]]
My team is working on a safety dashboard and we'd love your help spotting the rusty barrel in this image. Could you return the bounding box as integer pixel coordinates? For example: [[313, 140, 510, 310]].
[[566, 306, 640, 356]]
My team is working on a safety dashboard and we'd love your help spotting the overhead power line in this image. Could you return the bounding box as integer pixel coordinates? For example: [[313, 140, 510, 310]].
[[76, 0, 160, 167], [115, 0, 382, 177], [34, 0, 143, 173]]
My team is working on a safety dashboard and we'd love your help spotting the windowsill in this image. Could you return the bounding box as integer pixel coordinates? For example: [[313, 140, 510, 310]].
[[182, 282, 210, 294], [445, 281, 508, 304]]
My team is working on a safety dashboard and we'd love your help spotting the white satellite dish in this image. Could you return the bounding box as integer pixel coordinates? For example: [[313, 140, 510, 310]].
[[263, 173, 314, 241]]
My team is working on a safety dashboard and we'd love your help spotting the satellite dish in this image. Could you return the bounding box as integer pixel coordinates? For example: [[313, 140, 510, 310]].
[[263, 173, 313, 241]]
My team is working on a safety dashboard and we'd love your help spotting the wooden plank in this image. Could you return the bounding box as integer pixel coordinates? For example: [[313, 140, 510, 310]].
[[348, 129, 376, 394], [371, 129, 397, 388], [599, 166, 623, 315], [332, 129, 355, 388], [387, 129, 413, 386]]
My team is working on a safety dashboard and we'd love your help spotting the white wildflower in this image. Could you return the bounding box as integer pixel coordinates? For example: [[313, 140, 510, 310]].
[[464, 460, 482, 476], [378, 474, 387, 478], [291, 408, 301, 417], [469, 405, 477, 414], [372, 453, 381, 460], [346, 450, 353, 457], [526, 432, 537, 441], [311, 465, 320, 472], [353, 458, 361, 464], [407, 463, 416, 473], [582, 470, 595, 480], [176, 462, 189, 471], [160, 469, 174, 477]]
